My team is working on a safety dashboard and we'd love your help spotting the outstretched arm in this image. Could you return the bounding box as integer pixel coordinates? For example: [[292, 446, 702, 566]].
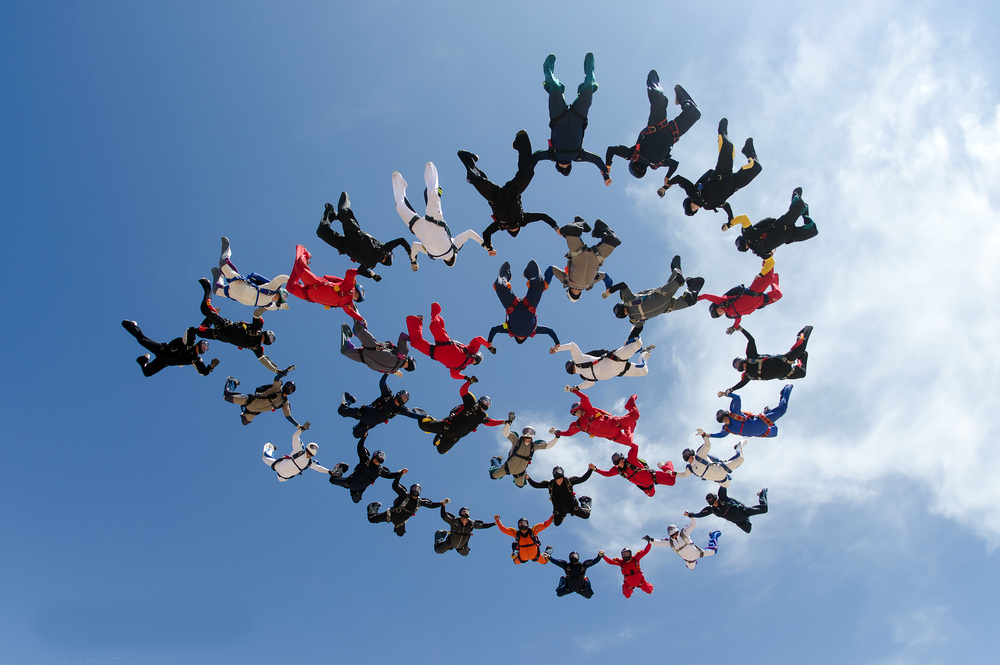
[[578, 150, 611, 184], [534, 325, 560, 346]]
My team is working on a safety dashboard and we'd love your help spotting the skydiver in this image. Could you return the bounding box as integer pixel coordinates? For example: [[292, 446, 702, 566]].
[[340, 320, 416, 376], [544, 216, 619, 302], [550, 551, 602, 598], [195, 278, 281, 372], [392, 161, 486, 269], [222, 369, 300, 427], [487, 260, 560, 349], [367, 479, 448, 538], [647, 518, 721, 570], [530, 52, 611, 185], [721, 326, 812, 396], [121, 319, 218, 378], [604, 255, 704, 338], [698, 258, 781, 333], [285, 244, 366, 322], [661, 117, 761, 221], [262, 422, 331, 482], [686, 487, 768, 534], [525, 465, 594, 526], [706, 384, 794, 439], [489, 424, 559, 488], [494, 514, 555, 565], [417, 378, 510, 454], [212, 236, 289, 311], [555, 337, 655, 391], [433, 505, 495, 556], [457, 130, 559, 255], [405, 302, 492, 381], [605, 70, 700, 182], [315, 191, 412, 282], [676, 433, 748, 488], [602, 542, 654, 598], [552, 388, 640, 445], [726, 187, 817, 258], [328, 433, 406, 504], [337, 373, 424, 438], [590, 441, 676, 497]]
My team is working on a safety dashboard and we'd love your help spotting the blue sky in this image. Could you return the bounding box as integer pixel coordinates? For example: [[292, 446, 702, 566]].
[[4, 1, 1000, 663]]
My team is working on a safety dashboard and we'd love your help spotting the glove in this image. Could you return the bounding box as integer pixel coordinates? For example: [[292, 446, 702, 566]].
[[506, 411, 516, 423]]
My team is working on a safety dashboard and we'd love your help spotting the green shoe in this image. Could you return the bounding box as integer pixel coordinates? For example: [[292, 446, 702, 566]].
[[579, 51, 597, 93], [543, 53, 564, 93]]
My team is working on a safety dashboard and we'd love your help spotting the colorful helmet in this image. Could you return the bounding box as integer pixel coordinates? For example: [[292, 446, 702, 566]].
[[518, 517, 530, 529], [263, 331, 276, 345], [520, 426, 536, 438], [611, 452, 624, 465], [394, 390, 410, 405], [282, 381, 296, 395], [477, 395, 491, 410], [409, 483, 421, 497], [552, 466, 565, 479], [570, 402, 582, 415], [458, 506, 471, 518], [372, 450, 386, 464], [354, 284, 365, 302], [716, 409, 729, 423]]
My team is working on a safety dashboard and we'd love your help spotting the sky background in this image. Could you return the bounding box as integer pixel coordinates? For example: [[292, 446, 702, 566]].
[[3, 1, 999, 663]]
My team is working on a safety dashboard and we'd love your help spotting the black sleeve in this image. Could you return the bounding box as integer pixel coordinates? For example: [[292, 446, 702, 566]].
[[379, 373, 391, 398], [721, 202, 734, 221], [581, 555, 602, 570], [357, 436, 370, 464], [523, 212, 559, 230], [440, 504, 455, 524], [473, 520, 496, 530], [718, 486, 730, 501], [578, 150, 610, 179], [689, 507, 713, 518], [605, 145, 632, 166], [534, 325, 560, 346], [606, 282, 627, 295], [481, 221, 501, 251], [525, 475, 549, 490], [727, 374, 751, 395], [667, 175, 696, 197], [549, 558, 569, 571], [571, 467, 594, 484], [391, 476, 406, 498], [740, 328, 758, 358]]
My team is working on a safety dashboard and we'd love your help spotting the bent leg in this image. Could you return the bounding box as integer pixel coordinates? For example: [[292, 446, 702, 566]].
[[733, 158, 762, 191], [423, 162, 443, 221], [405, 316, 431, 356], [452, 229, 484, 251], [392, 172, 419, 227]]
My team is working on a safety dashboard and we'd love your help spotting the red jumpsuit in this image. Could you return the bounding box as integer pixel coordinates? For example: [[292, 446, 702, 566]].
[[697, 269, 781, 329], [594, 441, 675, 497], [406, 302, 490, 380], [603, 541, 653, 597], [287, 245, 365, 322], [555, 389, 639, 444]]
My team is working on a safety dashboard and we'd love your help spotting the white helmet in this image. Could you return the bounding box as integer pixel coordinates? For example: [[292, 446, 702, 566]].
[[521, 426, 536, 438], [306, 442, 319, 456], [667, 524, 679, 536]]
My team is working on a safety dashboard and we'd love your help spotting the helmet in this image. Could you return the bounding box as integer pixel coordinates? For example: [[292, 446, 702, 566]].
[[443, 255, 457, 267], [565, 360, 577, 375], [552, 466, 565, 479], [282, 381, 296, 395], [409, 483, 421, 497], [305, 442, 319, 456], [710, 304, 724, 318], [477, 395, 492, 410], [716, 409, 729, 423], [263, 331, 276, 345], [514, 337, 527, 345], [197, 340, 210, 354], [570, 402, 582, 415], [381, 252, 393, 266], [569, 551, 580, 563], [404, 357, 417, 372], [354, 284, 365, 302], [458, 506, 471, 518], [735, 236, 749, 252], [681, 448, 695, 461], [566, 289, 582, 302], [706, 493, 718, 504], [667, 524, 679, 535], [611, 452, 624, 465], [683, 197, 697, 216], [520, 426, 536, 438], [733, 357, 745, 371], [518, 517, 530, 529], [394, 390, 410, 405], [628, 161, 647, 178], [472, 352, 483, 365], [621, 547, 633, 559], [555, 163, 572, 176], [372, 450, 386, 464], [613, 303, 628, 319]]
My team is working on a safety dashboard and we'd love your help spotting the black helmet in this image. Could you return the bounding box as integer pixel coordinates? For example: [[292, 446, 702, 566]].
[[381, 252, 394, 266], [733, 357, 745, 371], [197, 340, 210, 354], [569, 551, 580, 563], [263, 331, 276, 345], [706, 492, 718, 504], [566, 289, 582, 302], [372, 450, 386, 464], [552, 466, 565, 479], [518, 517, 530, 530], [613, 303, 628, 319], [621, 547, 632, 559], [683, 197, 697, 216], [628, 161, 647, 179], [443, 255, 457, 267], [282, 381, 296, 395], [716, 409, 729, 423], [565, 360, 576, 374], [404, 357, 417, 372], [409, 483, 421, 497], [611, 452, 624, 465], [710, 304, 724, 318], [555, 163, 572, 176], [458, 506, 471, 518], [395, 390, 410, 405], [735, 236, 749, 252], [477, 395, 492, 410], [682, 448, 695, 460]]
